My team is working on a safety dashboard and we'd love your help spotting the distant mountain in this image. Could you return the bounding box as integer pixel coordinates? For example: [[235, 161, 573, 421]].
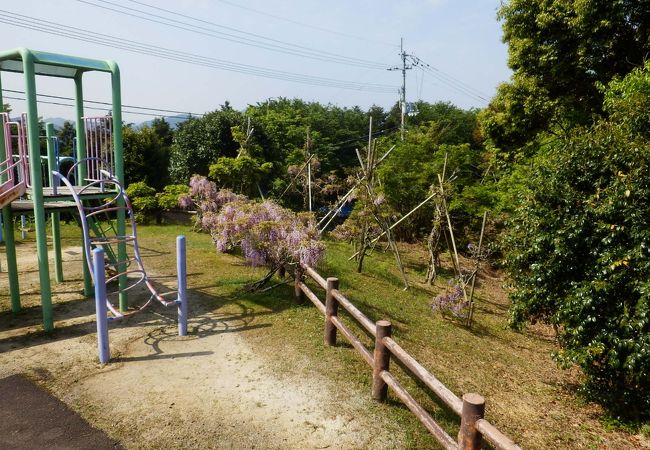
[[42, 117, 71, 129], [41, 114, 192, 131], [135, 114, 192, 129]]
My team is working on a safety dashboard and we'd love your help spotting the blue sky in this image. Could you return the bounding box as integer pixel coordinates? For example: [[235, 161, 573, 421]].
[[0, 0, 511, 123]]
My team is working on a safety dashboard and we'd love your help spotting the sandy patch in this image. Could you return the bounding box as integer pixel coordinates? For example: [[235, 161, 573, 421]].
[[0, 242, 400, 449]]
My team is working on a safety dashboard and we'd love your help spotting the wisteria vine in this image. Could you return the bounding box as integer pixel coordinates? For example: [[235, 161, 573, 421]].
[[181, 176, 325, 287]]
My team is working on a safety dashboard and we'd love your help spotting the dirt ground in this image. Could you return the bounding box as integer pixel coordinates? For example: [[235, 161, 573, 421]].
[[0, 242, 402, 449]]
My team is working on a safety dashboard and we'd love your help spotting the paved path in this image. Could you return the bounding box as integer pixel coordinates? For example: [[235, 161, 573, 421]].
[[0, 374, 121, 450]]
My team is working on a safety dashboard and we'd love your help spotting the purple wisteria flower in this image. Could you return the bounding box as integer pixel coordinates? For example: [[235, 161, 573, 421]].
[[184, 175, 325, 269], [431, 280, 469, 319]]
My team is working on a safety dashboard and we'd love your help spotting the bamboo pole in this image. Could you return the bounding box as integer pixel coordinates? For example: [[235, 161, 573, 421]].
[[348, 191, 436, 260], [467, 211, 487, 327]]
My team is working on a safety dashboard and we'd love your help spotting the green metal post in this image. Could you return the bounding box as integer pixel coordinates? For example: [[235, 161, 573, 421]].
[[46, 123, 63, 282], [23, 51, 54, 331], [0, 74, 20, 311], [74, 73, 88, 183], [109, 62, 128, 312], [1, 209, 18, 311], [75, 73, 92, 297]]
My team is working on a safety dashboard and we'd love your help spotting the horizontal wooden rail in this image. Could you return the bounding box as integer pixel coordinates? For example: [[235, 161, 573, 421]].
[[476, 419, 522, 450], [332, 289, 376, 337], [383, 336, 463, 415], [298, 281, 326, 314], [295, 265, 522, 450], [302, 265, 327, 289], [381, 370, 458, 450], [330, 315, 374, 366]]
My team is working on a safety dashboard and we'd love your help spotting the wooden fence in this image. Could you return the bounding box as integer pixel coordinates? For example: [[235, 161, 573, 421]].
[[294, 264, 522, 450]]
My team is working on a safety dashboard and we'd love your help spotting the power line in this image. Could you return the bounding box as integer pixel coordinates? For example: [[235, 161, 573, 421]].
[[77, 0, 389, 70], [213, 0, 397, 48], [0, 10, 397, 94], [417, 67, 488, 105], [2, 94, 177, 118], [2, 88, 203, 117], [410, 55, 490, 98], [409, 55, 489, 104]]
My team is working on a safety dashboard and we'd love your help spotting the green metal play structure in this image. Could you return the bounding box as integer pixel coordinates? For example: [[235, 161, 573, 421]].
[[0, 48, 127, 331]]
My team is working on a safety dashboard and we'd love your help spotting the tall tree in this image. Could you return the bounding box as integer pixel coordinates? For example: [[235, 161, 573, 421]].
[[57, 120, 76, 156], [123, 125, 170, 190], [482, 0, 650, 158], [169, 104, 244, 183]]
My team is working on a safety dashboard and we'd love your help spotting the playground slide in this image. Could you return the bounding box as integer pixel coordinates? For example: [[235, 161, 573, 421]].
[[0, 181, 25, 210]]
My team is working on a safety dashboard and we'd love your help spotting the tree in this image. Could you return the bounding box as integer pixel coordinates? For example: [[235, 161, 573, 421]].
[[151, 117, 173, 147], [378, 121, 491, 241], [245, 98, 372, 203], [505, 63, 650, 419], [183, 175, 325, 290], [57, 120, 76, 156], [123, 125, 170, 190], [169, 105, 243, 183], [482, 0, 650, 159], [208, 155, 272, 197]]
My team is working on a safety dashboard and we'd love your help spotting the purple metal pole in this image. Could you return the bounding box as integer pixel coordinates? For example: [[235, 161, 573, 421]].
[[93, 247, 110, 364], [177, 235, 188, 336]]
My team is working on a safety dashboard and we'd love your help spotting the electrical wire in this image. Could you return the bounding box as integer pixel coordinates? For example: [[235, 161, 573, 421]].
[[0, 10, 397, 93], [411, 55, 489, 98], [409, 55, 489, 104], [77, 0, 390, 70], [2, 88, 203, 117], [2, 94, 174, 117]]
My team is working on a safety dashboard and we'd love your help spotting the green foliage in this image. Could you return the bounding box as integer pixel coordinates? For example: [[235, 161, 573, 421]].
[[208, 155, 272, 197], [505, 65, 650, 418], [169, 104, 244, 183], [378, 122, 493, 240], [126, 181, 158, 224], [245, 98, 372, 203], [482, 0, 650, 160], [156, 184, 189, 210], [123, 125, 170, 190], [56, 121, 76, 157]]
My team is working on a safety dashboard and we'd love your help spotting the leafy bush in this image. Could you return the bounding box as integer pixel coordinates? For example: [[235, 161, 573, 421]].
[[208, 155, 272, 197], [505, 63, 650, 419], [156, 184, 189, 210], [126, 182, 158, 224]]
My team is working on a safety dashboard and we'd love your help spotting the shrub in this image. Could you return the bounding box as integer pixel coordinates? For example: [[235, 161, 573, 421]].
[[156, 184, 189, 211], [126, 182, 158, 224], [505, 63, 650, 419]]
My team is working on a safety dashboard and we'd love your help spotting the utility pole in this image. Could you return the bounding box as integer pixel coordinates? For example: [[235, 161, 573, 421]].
[[388, 37, 412, 140]]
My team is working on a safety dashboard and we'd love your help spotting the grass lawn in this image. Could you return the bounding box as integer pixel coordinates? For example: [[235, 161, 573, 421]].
[[2, 222, 648, 449]]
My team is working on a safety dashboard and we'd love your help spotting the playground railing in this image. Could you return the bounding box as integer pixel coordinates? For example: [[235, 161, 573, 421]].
[[1, 113, 29, 189], [294, 263, 522, 450]]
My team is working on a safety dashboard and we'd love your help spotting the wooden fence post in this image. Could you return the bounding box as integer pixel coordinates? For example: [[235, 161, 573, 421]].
[[372, 320, 392, 401], [458, 393, 485, 450], [324, 277, 339, 346], [294, 269, 304, 305]]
